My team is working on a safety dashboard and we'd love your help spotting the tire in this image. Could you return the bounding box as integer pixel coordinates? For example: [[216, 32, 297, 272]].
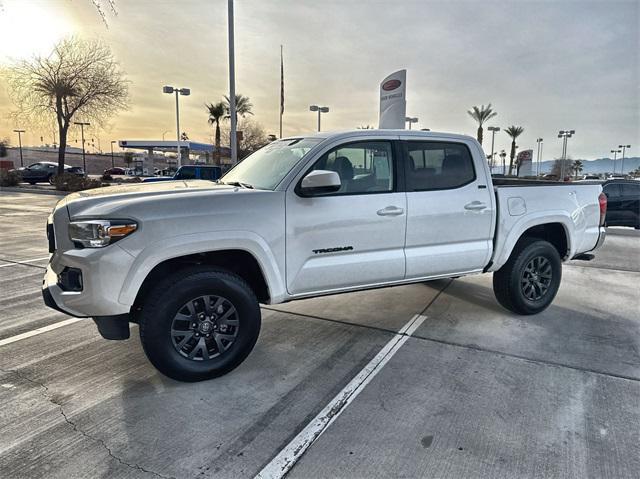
[[48, 175, 55, 185], [139, 267, 261, 382], [27, 181, 36, 185], [492, 238, 562, 315]]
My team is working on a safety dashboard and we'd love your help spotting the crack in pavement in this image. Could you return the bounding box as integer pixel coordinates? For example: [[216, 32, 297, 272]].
[[0, 367, 175, 479]]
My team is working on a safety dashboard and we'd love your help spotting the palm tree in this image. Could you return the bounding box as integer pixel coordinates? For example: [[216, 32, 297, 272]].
[[206, 101, 226, 165], [224, 94, 254, 122], [467, 104, 497, 145], [572, 160, 584, 179], [504, 126, 524, 175]]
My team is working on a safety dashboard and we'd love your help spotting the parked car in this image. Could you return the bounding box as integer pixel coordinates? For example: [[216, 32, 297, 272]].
[[43, 129, 606, 381], [142, 165, 222, 182], [103, 167, 127, 176], [602, 179, 640, 229], [17, 162, 84, 184]]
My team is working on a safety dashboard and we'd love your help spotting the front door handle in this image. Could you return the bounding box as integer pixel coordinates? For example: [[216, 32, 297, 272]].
[[377, 206, 405, 216], [464, 201, 487, 211]]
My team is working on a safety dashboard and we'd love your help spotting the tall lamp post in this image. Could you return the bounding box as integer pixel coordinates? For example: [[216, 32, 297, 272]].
[[610, 149, 621, 175], [405, 117, 418, 130], [557, 130, 575, 181], [74, 122, 90, 173], [487, 126, 500, 171], [309, 105, 329, 132], [535, 138, 544, 177], [110, 140, 116, 168], [163, 86, 191, 167], [619, 144, 631, 176], [13, 129, 25, 167]]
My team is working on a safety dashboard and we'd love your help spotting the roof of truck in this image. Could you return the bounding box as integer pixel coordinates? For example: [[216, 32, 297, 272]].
[[282, 129, 475, 142]]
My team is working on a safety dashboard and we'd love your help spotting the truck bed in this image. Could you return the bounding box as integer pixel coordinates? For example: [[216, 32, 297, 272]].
[[492, 177, 601, 187]]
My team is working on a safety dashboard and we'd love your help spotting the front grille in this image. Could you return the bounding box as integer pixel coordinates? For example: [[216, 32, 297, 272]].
[[47, 222, 56, 253]]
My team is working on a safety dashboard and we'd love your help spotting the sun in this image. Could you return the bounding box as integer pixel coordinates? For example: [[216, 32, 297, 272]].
[[0, 0, 74, 61]]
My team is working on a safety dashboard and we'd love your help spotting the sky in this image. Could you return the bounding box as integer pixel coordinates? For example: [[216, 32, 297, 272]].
[[0, 0, 638, 160]]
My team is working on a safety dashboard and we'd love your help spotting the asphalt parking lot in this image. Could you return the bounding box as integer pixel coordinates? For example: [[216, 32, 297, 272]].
[[1, 190, 639, 479]]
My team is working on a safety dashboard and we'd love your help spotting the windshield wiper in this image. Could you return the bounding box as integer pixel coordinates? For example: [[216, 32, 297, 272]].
[[220, 180, 254, 189]]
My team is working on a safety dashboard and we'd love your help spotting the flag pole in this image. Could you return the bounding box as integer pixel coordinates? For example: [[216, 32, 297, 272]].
[[228, 0, 237, 165], [279, 44, 284, 138]]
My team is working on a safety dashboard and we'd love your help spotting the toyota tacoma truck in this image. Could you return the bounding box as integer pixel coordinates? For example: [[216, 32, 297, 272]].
[[43, 130, 607, 381]]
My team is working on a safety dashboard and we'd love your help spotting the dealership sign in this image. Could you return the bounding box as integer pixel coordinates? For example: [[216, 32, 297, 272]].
[[379, 70, 406, 129], [517, 149, 534, 177]]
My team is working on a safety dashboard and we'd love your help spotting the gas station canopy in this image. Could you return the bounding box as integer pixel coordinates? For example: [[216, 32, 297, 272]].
[[118, 140, 231, 156]]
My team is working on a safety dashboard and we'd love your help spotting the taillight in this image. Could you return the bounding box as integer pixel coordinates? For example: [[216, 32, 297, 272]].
[[598, 192, 607, 226]]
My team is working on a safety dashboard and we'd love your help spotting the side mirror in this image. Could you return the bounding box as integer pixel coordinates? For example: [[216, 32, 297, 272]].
[[300, 170, 341, 195]]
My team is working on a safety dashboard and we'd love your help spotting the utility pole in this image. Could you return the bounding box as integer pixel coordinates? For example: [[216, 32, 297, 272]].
[[110, 140, 116, 168], [13, 129, 25, 167], [74, 122, 90, 173]]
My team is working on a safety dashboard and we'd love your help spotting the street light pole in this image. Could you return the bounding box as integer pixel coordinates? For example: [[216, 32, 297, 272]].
[[309, 105, 329, 132], [74, 122, 90, 173], [558, 130, 575, 181], [110, 140, 116, 168], [536, 138, 543, 177], [13, 129, 25, 167], [619, 144, 631, 176], [488, 126, 500, 171], [405, 117, 418, 130], [610, 149, 621, 175], [163, 86, 191, 167], [228, 0, 238, 165]]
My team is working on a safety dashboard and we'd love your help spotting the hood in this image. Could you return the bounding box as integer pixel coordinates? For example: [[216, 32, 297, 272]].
[[63, 180, 241, 218]]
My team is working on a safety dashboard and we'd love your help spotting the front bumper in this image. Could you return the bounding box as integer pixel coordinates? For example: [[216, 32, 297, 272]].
[[42, 244, 135, 318]]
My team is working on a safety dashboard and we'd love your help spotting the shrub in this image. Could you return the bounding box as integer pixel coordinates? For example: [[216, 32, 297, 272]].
[[0, 169, 21, 187], [52, 173, 103, 192], [114, 176, 142, 183], [101, 173, 113, 181]]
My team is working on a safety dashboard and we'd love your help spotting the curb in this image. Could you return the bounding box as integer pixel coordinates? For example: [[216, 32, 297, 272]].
[[0, 186, 66, 196]]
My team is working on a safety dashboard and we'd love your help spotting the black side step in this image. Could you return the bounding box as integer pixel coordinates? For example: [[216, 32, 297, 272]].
[[572, 253, 595, 261]]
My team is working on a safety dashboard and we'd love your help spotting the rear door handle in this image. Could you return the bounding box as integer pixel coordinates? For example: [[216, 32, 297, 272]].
[[377, 206, 405, 216], [464, 201, 487, 211]]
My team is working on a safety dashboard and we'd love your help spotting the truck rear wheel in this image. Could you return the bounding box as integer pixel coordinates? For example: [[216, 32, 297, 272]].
[[492, 238, 562, 315], [139, 267, 261, 382]]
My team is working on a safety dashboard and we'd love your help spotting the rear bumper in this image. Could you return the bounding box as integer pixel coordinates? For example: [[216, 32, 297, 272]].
[[592, 227, 606, 251]]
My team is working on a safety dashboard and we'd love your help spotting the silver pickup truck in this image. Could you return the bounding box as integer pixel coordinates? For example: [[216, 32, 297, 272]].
[[43, 130, 606, 381]]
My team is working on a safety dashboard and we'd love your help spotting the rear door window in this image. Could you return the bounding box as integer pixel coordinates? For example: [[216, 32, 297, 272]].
[[603, 184, 621, 197], [621, 183, 640, 197], [405, 142, 476, 190]]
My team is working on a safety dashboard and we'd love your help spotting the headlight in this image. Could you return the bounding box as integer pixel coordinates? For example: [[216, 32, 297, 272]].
[[69, 220, 137, 248]]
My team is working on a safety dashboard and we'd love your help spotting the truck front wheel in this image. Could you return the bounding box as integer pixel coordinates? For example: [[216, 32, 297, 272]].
[[139, 267, 261, 382], [492, 238, 562, 315]]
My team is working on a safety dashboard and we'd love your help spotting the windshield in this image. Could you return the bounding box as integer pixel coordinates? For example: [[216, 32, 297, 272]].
[[221, 138, 321, 190]]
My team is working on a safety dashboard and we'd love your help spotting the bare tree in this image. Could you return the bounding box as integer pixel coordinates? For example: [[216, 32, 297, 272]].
[[220, 118, 268, 159], [6, 37, 129, 174]]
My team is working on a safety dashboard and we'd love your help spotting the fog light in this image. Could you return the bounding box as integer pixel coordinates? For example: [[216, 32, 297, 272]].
[[58, 267, 83, 292]]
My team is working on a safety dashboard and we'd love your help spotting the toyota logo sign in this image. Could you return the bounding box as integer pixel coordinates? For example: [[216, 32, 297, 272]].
[[382, 79, 402, 91]]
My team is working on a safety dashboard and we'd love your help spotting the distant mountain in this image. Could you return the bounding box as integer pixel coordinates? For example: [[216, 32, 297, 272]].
[[538, 157, 640, 174], [491, 157, 640, 174]]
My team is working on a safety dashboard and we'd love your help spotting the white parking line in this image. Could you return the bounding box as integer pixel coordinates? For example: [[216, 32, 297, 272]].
[[255, 313, 428, 479], [0, 256, 50, 268], [0, 318, 84, 347]]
